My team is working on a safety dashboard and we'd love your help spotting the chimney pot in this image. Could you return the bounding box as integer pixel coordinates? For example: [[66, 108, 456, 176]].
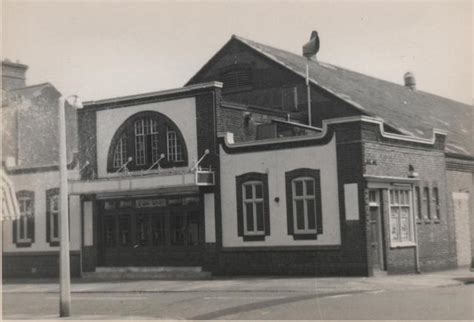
[[404, 72, 416, 90]]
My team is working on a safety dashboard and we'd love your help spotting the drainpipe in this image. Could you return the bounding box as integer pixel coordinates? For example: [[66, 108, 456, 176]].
[[412, 184, 421, 273]]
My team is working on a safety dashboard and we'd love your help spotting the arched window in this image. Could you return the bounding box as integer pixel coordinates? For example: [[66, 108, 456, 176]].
[[107, 111, 188, 172]]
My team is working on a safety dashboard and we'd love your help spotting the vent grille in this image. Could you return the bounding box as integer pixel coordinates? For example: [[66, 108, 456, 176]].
[[221, 68, 252, 90]]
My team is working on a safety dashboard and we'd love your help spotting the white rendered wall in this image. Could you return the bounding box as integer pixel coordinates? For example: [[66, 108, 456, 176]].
[[2, 170, 82, 252], [95, 97, 197, 178], [204, 193, 216, 243], [219, 135, 341, 247]]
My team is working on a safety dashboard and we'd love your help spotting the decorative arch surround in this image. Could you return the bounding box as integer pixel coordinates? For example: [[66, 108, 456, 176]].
[[107, 111, 188, 172]]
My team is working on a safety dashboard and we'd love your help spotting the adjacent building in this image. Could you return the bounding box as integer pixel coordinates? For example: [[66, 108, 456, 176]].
[[1, 60, 80, 277], [2, 33, 472, 277]]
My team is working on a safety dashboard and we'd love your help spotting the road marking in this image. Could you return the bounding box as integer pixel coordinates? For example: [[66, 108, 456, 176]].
[[325, 294, 353, 299], [46, 295, 147, 300], [365, 289, 386, 294], [204, 295, 286, 300]]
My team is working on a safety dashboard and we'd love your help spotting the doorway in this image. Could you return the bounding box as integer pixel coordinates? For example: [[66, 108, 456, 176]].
[[368, 189, 385, 271], [97, 196, 204, 267]]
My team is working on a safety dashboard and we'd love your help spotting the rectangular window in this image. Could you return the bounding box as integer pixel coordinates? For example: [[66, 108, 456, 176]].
[[150, 119, 160, 162], [242, 181, 265, 236], [389, 189, 414, 245], [236, 172, 270, 241], [292, 178, 317, 233], [113, 136, 127, 168], [104, 215, 116, 247], [152, 214, 166, 246], [14, 191, 34, 246], [282, 86, 298, 111], [432, 187, 440, 220], [415, 186, 422, 220], [167, 129, 183, 162], [135, 119, 146, 165], [423, 187, 431, 220], [118, 215, 131, 246], [285, 169, 322, 239]]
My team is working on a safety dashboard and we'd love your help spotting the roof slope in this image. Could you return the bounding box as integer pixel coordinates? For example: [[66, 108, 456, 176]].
[[233, 35, 473, 157]]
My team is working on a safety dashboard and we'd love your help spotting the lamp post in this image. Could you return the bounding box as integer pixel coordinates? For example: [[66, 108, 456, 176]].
[[58, 95, 82, 317]]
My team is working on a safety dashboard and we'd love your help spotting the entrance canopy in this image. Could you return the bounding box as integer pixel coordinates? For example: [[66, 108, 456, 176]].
[[69, 172, 200, 196], [1, 168, 20, 221]]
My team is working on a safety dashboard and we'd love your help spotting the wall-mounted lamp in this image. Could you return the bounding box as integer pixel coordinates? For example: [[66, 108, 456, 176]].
[[79, 160, 90, 173], [365, 159, 377, 166], [191, 149, 210, 171], [143, 153, 166, 175], [115, 156, 133, 175], [408, 164, 418, 178], [243, 112, 252, 126]]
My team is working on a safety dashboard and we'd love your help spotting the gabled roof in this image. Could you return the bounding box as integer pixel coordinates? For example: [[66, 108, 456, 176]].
[[191, 35, 473, 157], [9, 82, 61, 100]]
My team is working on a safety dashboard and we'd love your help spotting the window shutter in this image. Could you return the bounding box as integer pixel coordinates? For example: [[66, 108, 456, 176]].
[[46, 191, 51, 243], [263, 175, 270, 236], [285, 172, 294, 235], [236, 178, 244, 237], [315, 171, 323, 234], [12, 220, 17, 244], [28, 216, 35, 242]]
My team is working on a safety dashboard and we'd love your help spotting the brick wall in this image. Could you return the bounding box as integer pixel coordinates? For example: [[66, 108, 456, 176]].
[[363, 123, 457, 273], [188, 39, 362, 128], [2, 252, 81, 278], [77, 108, 98, 179]]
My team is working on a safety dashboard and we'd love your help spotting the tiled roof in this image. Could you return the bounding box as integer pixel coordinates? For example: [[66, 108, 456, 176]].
[[233, 35, 473, 157]]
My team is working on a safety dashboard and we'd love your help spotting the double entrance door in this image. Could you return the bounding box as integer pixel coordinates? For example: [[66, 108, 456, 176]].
[[98, 201, 203, 266]]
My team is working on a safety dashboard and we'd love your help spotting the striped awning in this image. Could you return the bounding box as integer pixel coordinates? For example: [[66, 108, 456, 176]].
[[1, 168, 20, 221]]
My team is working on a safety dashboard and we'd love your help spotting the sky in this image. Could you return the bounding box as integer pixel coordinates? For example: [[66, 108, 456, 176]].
[[2, 0, 473, 104]]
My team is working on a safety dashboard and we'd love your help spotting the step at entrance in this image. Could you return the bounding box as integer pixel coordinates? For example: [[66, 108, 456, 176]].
[[82, 266, 212, 280]]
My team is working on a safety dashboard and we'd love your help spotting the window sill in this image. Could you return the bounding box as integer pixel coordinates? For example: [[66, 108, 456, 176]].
[[242, 235, 266, 242], [15, 241, 32, 248], [390, 242, 416, 249], [292, 234, 318, 240]]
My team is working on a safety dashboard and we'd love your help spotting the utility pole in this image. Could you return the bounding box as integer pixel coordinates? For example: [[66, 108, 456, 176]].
[[58, 95, 82, 317]]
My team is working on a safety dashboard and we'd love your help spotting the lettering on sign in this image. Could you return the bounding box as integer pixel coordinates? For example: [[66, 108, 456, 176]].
[[168, 198, 182, 206], [136, 198, 167, 208], [119, 200, 133, 208], [183, 196, 200, 205], [104, 201, 116, 210]]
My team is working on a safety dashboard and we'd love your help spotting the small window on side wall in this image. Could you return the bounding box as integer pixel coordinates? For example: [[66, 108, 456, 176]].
[[285, 168, 322, 240], [236, 172, 270, 241], [432, 187, 440, 221], [13, 191, 35, 247]]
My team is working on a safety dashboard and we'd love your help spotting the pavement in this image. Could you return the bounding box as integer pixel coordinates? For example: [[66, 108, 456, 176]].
[[3, 267, 474, 295]]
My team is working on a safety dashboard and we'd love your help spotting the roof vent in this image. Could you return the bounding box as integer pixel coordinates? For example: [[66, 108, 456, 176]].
[[302, 31, 320, 59], [404, 72, 416, 90]]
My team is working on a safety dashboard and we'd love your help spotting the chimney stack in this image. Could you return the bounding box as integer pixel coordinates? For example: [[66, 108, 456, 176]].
[[2, 59, 28, 90], [404, 72, 416, 90]]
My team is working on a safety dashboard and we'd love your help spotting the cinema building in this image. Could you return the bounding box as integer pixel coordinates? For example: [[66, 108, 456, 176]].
[[2, 34, 472, 277]]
